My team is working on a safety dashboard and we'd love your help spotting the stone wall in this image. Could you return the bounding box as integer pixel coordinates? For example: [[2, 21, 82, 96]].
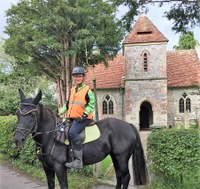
[[168, 87, 200, 127], [123, 43, 168, 129], [95, 88, 124, 121]]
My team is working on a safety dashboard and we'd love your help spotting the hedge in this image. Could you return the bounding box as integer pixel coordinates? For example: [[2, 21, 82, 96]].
[[0, 116, 93, 174], [0, 116, 19, 157], [147, 128, 200, 189], [0, 116, 40, 166]]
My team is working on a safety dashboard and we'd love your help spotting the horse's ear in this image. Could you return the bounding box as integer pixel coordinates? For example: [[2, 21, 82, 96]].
[[33, 90, 42, 105], [18, 89, 26, 102]]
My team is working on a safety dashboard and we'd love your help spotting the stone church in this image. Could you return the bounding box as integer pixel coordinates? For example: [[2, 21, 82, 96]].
[[85, 14, 200, 130]]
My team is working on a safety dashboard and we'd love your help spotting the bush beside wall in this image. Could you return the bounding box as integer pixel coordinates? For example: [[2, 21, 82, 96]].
[[147, 128, 200, 189]]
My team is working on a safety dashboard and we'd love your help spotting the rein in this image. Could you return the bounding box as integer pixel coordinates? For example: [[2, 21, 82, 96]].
[[16, 102, 57, 156]]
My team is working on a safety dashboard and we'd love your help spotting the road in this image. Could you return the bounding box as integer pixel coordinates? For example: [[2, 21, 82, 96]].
[[0, 164, 115, 189], [0, 164, 47, 189]]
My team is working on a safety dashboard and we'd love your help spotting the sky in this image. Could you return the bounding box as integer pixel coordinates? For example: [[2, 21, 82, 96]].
[[0, 0, 200, 50]]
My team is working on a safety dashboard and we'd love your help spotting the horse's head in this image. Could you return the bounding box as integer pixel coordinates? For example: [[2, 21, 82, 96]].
[[14, 89, 42, 146]]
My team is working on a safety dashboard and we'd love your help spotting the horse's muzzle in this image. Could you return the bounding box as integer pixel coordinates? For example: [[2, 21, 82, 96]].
[[13, 133, 25, 147]]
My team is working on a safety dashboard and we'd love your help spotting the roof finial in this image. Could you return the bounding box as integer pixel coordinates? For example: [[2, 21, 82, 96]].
[[140, 4, 148, 15]]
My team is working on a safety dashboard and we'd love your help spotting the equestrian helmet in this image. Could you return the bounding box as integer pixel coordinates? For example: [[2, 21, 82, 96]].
[[72, 67, 85, 75]]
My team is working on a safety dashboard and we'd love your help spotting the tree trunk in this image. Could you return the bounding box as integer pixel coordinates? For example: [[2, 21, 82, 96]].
[[57, 37, 76, 108]]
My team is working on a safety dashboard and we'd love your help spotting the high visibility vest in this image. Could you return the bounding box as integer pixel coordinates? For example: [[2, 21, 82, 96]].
[[67, 85, 93, 119]]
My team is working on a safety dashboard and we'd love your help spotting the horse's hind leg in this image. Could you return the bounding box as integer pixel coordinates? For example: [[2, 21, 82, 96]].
[[111, 154, 130, 189], [42, 165, 55, 189]]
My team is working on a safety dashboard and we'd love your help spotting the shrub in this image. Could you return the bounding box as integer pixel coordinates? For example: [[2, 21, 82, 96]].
[[0, 116, 41, 167], [147, 128, 200, 189], [0, 116, 19, 157]]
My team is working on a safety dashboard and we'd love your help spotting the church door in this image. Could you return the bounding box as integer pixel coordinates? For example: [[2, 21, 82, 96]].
[[139, 101, 153, 130]]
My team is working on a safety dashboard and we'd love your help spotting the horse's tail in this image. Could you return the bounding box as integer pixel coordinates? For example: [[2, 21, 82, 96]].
[[131, 124, 148, 186]]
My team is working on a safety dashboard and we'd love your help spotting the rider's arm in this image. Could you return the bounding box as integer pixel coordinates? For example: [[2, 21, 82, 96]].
[[84, 89, 95, 116], [59, 104, 67, 115]]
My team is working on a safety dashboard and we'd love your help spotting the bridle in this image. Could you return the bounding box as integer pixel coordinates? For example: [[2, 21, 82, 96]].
[[16, 103, 56, 154], [16, 102, 57, 137], [16, 103, 39, 139]]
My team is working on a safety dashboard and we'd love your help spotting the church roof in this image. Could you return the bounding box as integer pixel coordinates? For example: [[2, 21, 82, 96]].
[[167, 49, 200, 87], [85, 49, 200, 89], [85, 15, 200, 89], [123, 14, 168, 44], [85, 55, 125, 89]]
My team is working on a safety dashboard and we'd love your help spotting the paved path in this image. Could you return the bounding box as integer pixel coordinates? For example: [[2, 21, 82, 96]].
[[0, 164, 47, 189], [0, 164, 115, 189]]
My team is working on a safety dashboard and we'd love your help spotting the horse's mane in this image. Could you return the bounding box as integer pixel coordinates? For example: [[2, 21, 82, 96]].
[[38, 103, 57, 122]]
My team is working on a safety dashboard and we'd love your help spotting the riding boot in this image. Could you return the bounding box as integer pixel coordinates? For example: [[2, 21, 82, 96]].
[[65, 139, 83, 169]]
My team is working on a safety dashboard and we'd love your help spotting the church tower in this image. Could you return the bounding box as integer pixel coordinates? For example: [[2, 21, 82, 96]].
[[123, 14, 168, 130]]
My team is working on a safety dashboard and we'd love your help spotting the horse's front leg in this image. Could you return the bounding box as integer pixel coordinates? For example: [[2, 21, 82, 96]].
[[42, 164, 55, 189], [54, 163, 68, 189]]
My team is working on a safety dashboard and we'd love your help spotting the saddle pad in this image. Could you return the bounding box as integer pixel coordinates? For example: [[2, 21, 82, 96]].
[[64, 124, 100, 145]]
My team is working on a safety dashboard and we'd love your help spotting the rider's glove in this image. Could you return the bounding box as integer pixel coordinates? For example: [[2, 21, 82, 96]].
[[76, 113, 87, 123]]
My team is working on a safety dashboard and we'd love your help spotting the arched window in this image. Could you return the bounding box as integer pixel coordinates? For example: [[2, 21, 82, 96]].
[[186, 98, 191, 112], [109, 101, 114, 114], [179, 98, 184, 113], [102, 95, 114, 115], [102, 100, 107, 114], [143, 52, 148, 72], [179, 96, 192, 113]]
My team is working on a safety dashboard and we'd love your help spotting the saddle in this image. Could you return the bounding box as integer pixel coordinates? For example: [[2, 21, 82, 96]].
[[55, 120, 101, 145]]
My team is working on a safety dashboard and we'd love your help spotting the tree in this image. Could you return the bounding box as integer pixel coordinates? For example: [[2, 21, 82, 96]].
[[0, 38, 57, 115], [4, 0, 124, 107], [173, 31, 198, 50], [113, 0, 200, 33]]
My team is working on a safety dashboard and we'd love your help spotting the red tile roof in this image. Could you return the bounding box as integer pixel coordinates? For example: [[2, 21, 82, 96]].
[[85, 15, 200, 89], [85, 55, 125, 89], [85, 49, 200, 89], [123, 14, 168, 44], [167, 49, 200, 87]]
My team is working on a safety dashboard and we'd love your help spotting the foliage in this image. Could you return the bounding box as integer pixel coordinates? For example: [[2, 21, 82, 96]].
[[147, 128, 200, 189], [0, 116, 19, 157], [113, 0, 200, 33], [165, 1, 200, 33], [0, 38, 58, 115], [174, 31, 198, 50], [4, 0, 125, 105]]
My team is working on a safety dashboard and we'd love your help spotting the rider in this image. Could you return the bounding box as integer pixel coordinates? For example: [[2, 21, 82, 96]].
[[59, 66, 95, 169]]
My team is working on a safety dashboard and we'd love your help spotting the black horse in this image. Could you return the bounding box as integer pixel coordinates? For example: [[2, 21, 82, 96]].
[[14, 89, 148, 189]]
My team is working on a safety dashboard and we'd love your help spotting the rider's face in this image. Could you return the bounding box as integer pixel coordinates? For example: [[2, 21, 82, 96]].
[[73, 74, 84, 85]]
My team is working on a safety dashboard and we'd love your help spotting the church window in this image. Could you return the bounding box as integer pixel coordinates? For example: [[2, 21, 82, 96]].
[[141, 51, 149, 72], [179, 98, 184, 113], [186, 98, 191, 112], [103, 100, 107, 114], [179, 97, 191, 113], [109, 101, 114, 114], [102, 95, 114, 115], [143, 53, 148, 71]]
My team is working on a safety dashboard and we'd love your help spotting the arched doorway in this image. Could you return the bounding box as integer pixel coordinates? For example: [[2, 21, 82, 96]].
[[139, 101, 153, 130]]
